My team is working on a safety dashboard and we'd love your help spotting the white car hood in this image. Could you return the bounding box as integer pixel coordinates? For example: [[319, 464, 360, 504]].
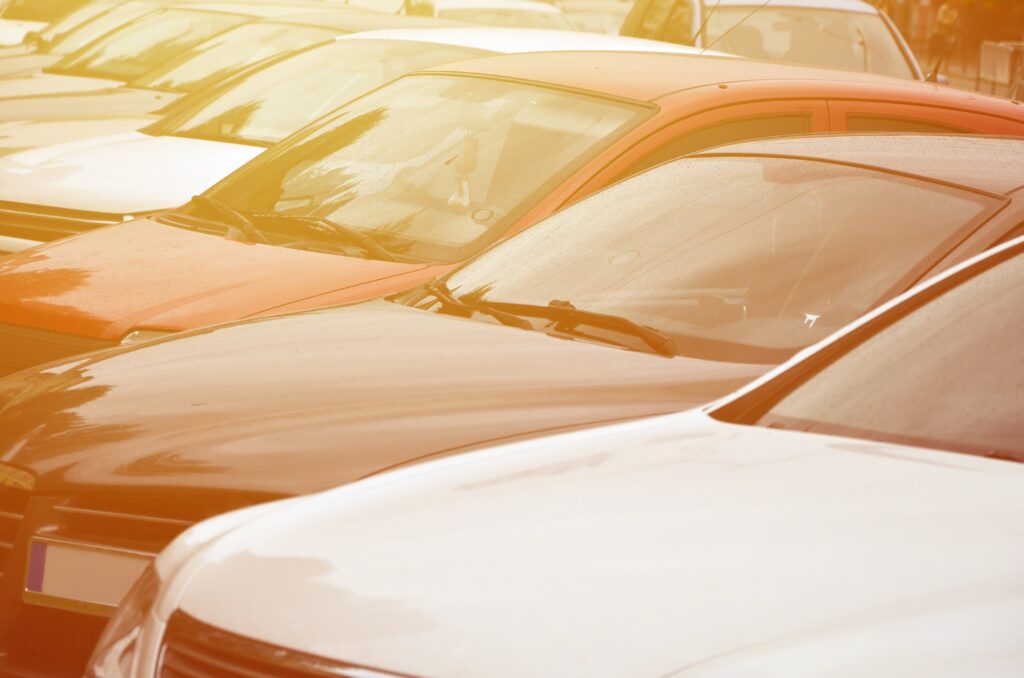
[[0, 71, 122, 98], [0, 131, 264, 213], [0, 116, 155, 157], [0, 19, 45, 47], [174, 411, 1024, 677]]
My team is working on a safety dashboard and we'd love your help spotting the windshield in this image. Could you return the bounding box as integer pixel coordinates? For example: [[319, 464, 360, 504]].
[[2, 0, 88, 22], [131, 23, 337, 94], [195, 74, 643, 263], [438, 7, 576, 30], [758, 250, 1024, 462], [38, 0, 121, 47], [49, 8, 246, 81], [152, 40, 490, 146], [432, 157, 994, 362], [705, 7, 914, 79], [46, 1, 156, 56]]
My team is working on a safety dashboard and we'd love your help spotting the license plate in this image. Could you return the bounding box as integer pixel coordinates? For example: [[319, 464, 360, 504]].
[[24, 538, 152, 616]]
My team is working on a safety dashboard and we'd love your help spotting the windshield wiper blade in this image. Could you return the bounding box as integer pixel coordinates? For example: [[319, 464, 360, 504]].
[[422, 280, 532, 330], [252, 212, 394, 261], [488, 299, 679, 357], [189, 195, 269, 244]]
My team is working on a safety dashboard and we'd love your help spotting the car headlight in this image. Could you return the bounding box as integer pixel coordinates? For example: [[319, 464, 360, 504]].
[[120, 329, 175, 346], [87, 564, 161, 677]]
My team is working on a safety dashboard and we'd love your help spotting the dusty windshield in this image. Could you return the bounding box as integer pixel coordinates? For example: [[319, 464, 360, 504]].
[[759, 251, 1024, 461], [201, 74, 643, 262], [152, 40, 489, 146], [436, 157, 993, 362], [45, 1, 156, 55], [131, 23, 336, 94], [49, 8, 246, 81], [438, 8, 576, 30], [705, 7, 914, 78], [2, 0, 86, 21]]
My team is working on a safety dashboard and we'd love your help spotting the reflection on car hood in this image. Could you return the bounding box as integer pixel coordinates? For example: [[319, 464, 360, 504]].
[[0, 71, 121, 98], [0, 116, 156, 157], [0, 20, 45, 48], [0, 53, 59, 78], [0, 219, 433, 338], [0, 86, 175, 123], [172, 411, 1024, 677], [0, 131, 263, 213], [0, 303, 767, 497]]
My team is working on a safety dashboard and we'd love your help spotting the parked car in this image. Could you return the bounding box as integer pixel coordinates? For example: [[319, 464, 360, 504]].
[[87, 231, 1024, 678], [2, 133, 1024, 675], [0, 1, 318, 98], [408, 0, 577, 30], [0, 0, 93, 46], [0, 10, 468, 158], [621, 0, 924, 80], [1, 50, 1022, 325], [0, 29, 701, 255], [559, 0, 630, 34]]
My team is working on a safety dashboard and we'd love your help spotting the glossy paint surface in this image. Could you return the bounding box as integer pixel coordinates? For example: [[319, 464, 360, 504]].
[[0, 301, 768, 496], [161, 409, 1024, 677], [0, 131, 263, 213], [0, 116, 159, 157]]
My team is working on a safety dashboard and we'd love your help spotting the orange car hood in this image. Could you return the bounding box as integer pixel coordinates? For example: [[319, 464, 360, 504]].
[[0, 218, 431, 340]]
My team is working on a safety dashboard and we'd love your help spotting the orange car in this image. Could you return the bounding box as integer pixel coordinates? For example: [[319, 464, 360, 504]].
[[2, 51, 1024, 376]]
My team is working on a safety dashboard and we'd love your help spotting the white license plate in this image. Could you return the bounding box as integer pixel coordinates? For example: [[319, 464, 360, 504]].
[[24, 538, 152, 616]]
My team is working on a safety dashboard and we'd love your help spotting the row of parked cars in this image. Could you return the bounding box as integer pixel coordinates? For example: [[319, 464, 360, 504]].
[[0, 0, 1020, 676]]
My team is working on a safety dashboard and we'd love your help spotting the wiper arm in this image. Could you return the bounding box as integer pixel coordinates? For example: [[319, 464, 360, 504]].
[[252, 212, 394, 261], [489, 298, 678, 357], [189, 195, 269, 244], [422, 280, 532, 330]]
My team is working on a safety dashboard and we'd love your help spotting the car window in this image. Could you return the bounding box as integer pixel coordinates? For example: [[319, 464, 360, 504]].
[[130, 23, 336, 94], [49, 8, 246, 81], [705, 7, 915, 79], [625, 115, 814, 176], [846, 114, 966, 134], [440, 156, 996, 363], [201, 74, 646, 264], [626, 0, 696, 44], [47, 2, 157, 56], [759, 250, 1024, 461], [38, 0, 119, 45], [151, 40, 491, 146]]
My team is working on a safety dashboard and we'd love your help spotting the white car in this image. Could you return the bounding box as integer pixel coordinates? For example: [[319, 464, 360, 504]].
[[0, 27, 705, 252], [622, 0, 924, 80], [0, 0, 92, 46], [410, 0, 577, 30], [0, 1, 323, 99], [89, 233, 1024, 677]]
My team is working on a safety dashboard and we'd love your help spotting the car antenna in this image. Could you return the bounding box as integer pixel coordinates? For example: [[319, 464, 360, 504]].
[[692, 0, 722, 50], [701, 0, 772, 54]]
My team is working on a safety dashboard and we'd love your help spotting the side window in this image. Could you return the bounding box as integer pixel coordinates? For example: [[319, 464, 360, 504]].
[[624, 115, 813, 177], [625, 0, 696, 44], [846, 114, 966, 133]]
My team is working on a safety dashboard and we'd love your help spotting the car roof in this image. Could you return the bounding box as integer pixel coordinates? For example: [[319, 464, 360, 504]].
[[433, 0, 563, 11], [698, 134, 1024, 195], [711, 0, 877, 13], [421, 51, 994, 104], [265, 9, 467, 31], [338, 26, 719, 55]]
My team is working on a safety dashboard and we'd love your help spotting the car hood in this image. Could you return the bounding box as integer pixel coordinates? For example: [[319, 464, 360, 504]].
[[0, 219, 434, 338], [0, 52, 59, 78], [170, 411, 1024, 677], [0, 115, 156, 157], [0, 20, 45, 47], [0, 304, 768, 497], [0, 131, 263, 213], [0, 71, 121, 98], [0, 86, 175, 123]]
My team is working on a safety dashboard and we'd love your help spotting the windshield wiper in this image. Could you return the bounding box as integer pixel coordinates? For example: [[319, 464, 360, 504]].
[[251, 213, 395, 261], [189, 195, 269, 244], [487, 298, 679, 357], [422, 280, 532, 330]]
